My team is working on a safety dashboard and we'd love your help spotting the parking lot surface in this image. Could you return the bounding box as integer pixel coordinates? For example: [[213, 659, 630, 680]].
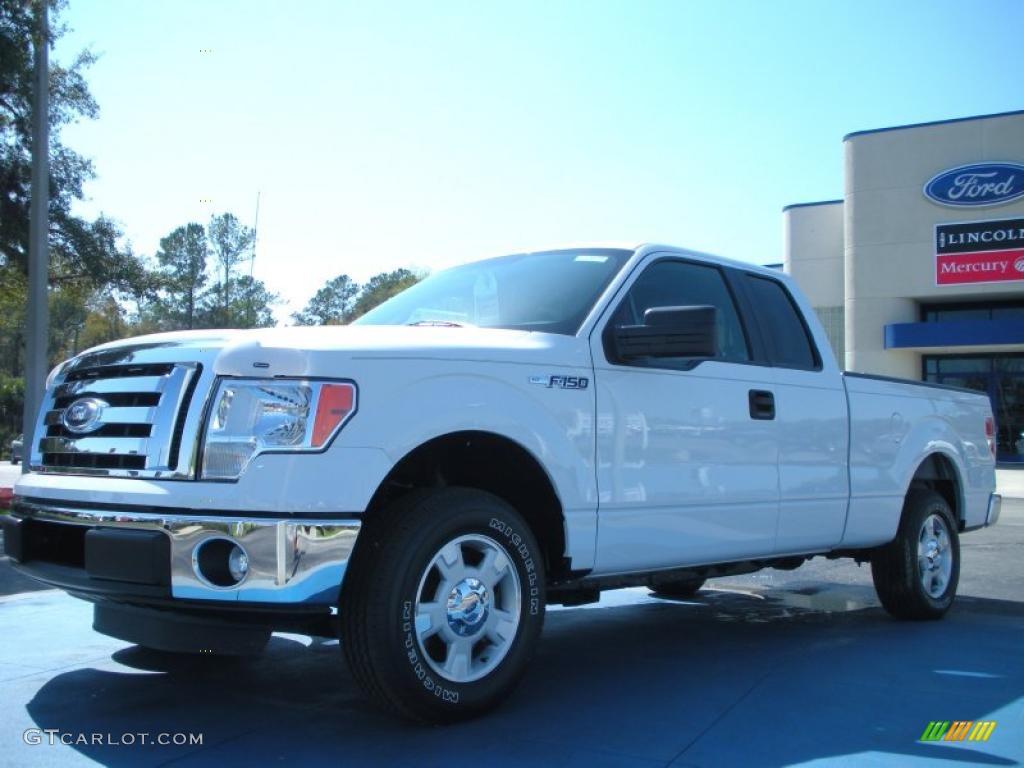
[[0, 493, 1020, 767]]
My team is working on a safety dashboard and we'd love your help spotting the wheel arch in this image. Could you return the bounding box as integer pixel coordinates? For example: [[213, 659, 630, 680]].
[[907, 451, 964, 527], [362, 430, 570, 579]]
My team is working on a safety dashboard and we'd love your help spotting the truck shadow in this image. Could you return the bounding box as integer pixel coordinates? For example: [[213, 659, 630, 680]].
[[25, 587, 1023, 767]]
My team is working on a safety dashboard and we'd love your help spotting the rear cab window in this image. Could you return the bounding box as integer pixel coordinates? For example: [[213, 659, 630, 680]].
[[740, 274, 821, 370]]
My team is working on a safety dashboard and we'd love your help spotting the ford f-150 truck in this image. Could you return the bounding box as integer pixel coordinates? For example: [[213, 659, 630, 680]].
[[3, 244, 1000, 722]]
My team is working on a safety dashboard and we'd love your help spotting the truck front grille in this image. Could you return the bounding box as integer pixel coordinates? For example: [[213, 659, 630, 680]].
[[34, 362, 201, 478]]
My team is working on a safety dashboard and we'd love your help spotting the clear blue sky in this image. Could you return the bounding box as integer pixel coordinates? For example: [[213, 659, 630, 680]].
[[58, 0, 1024, 321]]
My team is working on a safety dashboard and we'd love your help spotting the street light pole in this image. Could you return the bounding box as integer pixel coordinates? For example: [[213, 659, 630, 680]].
[[22, 0, 49, 473]]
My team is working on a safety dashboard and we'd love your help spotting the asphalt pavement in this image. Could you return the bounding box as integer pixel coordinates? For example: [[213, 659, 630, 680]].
[[1, 481, 1021, 767]]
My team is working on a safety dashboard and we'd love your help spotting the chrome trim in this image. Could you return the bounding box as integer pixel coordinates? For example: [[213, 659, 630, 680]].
[[13, 500, 360, 605], [31, 359, 206, 479], [191, 537, 250, 589], [46, 406, 157, 427], [55, 375, 169, 398], [986, 493, 1001, 527], [40, 435, 150, 455]]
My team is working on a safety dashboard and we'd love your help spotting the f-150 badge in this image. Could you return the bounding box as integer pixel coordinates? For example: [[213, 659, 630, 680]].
[[529, 375, 589, 389]]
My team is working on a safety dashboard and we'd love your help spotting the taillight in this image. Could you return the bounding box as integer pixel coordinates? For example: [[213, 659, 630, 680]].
[[985, 416, 996, 458]]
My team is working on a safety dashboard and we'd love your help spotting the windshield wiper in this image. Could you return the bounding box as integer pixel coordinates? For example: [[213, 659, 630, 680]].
[[406, 320, 470, 327]]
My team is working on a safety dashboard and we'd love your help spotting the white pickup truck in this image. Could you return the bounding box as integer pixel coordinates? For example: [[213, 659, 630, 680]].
[[5, 244, 1000, 722]]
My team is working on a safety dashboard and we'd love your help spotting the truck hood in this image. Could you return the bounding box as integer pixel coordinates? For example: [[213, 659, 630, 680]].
[[64, 325, 593, 376]]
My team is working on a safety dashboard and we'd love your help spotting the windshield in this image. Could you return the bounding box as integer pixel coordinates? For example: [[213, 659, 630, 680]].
[[354, 248, 634, 335]]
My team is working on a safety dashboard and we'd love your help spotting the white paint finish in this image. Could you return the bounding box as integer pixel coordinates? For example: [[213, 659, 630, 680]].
[[589, 362, 780, 573], [586, 249, 782, 573], [336, 353, 600, 568], [14, 446, 393, 514], [745, 271, 852, 551], [841, 373, 996, 545], [19, 324, 602, 569], [15, 244, 1000, 587], [769, 367, 850, 552]]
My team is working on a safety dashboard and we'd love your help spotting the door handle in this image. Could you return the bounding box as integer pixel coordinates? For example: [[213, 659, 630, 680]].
[[749, 390, 775, 420]]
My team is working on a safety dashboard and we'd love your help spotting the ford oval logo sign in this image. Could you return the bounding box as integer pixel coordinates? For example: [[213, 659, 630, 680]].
[[61, 397, 108, 434], [924, 162, 1024, 207]]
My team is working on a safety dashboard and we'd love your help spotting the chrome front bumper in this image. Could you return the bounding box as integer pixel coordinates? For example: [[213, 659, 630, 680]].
[[8, 500, 360, 605]]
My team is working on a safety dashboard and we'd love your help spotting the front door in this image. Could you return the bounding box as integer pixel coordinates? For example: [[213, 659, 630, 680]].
[[589, 256, 780, 575]]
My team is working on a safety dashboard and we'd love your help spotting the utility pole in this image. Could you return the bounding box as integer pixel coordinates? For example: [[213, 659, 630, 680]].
[[22, 0, 49, 474]]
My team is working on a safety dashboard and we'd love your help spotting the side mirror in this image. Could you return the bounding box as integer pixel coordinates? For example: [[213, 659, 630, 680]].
[[612, 305, 718, 361]]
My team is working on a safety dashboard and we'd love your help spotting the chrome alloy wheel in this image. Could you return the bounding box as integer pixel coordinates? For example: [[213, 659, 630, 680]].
[[918, 513, 953, 598], [413, 534, 522, 684]]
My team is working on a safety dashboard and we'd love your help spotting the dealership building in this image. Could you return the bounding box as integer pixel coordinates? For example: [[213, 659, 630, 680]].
[[783, 108, 1024, 465]]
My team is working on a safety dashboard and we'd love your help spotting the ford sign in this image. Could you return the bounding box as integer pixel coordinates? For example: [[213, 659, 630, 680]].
[[924, 162, 1024, 208]]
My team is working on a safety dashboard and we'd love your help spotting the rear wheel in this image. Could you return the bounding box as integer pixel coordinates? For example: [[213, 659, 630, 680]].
[[341, 488, 545, 723], [871, 489, 960, 620]]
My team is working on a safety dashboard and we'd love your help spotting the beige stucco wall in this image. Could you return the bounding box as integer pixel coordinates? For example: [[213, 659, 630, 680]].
[[844, 112, 1024, 377], [784, 201, 846, 365], [784, 201, 844, 306]]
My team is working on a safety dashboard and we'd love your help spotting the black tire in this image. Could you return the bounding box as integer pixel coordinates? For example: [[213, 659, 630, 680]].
[[651, 577, 706, 599], [340, 487, 546, 723], [871, 489, 960, 620]]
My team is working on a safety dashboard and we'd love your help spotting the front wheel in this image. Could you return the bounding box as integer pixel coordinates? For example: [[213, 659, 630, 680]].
[[341, 488, 546, 723], [871, 489, 960, 620]]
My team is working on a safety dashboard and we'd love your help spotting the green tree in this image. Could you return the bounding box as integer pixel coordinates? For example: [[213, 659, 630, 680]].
[[207, 213, 254, 326], [0, 371, 24, 456], [154, 222, 207, 329], [0, 267, 27, 377], [78, 294, 127, 350], [0, 0, 143, 288], [48, 280, 89, 362], [293, 273, 360, 326], [232, 274, 279, 328], [198, 274, 279, 329], [0, 0, 148, 437], [351, 268, 422, 319]]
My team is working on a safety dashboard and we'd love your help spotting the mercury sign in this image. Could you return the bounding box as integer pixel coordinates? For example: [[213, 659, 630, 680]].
[[924, 162, 1024, 207], [935, 217, 1024, 285]]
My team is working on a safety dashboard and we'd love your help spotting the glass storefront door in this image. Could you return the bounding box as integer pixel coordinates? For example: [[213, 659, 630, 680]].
[[924, 354, 1024, 465]]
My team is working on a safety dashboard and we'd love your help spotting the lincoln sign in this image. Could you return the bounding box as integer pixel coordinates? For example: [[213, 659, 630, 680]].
[[936, 217, 1024, 285]]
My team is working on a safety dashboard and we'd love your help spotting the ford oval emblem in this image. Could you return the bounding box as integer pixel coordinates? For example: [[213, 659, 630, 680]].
[[61, 397, 108, 434], [924, 162, 1024, 207]]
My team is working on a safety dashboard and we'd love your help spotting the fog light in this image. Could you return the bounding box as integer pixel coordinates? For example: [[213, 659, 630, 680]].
[[193, 538, 249, 588], [228, 545, 249, 582]]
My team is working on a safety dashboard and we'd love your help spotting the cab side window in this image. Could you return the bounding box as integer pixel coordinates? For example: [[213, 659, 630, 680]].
[[609, 260, 750, 366]]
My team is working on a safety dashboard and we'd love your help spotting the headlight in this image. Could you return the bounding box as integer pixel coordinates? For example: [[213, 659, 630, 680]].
[[201, 378, 356, 480]]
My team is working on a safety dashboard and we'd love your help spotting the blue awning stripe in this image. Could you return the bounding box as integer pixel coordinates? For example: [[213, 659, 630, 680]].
[[884, 319, 1024, 349]]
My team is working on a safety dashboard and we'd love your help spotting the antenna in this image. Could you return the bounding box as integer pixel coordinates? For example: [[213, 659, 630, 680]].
[[248, 190, 260, 326]]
